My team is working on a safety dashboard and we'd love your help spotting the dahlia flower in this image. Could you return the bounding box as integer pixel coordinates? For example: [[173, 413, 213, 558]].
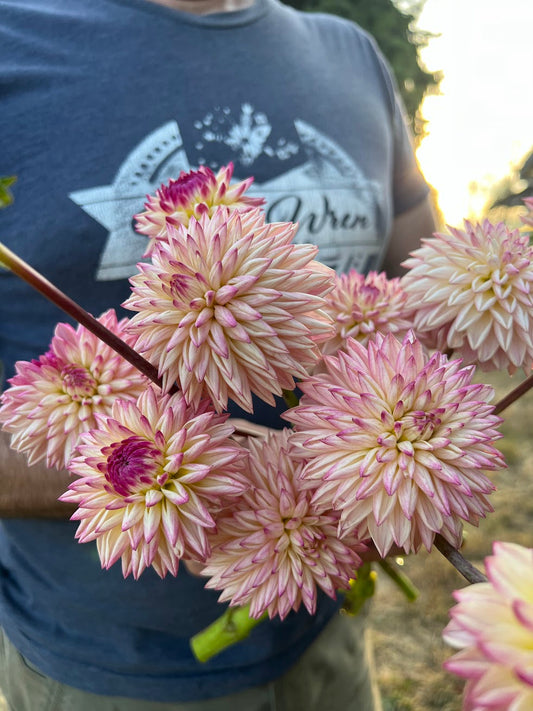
[[202, 429, 365, 620], [60, 386, 247, 579], [321, 270, 411, 356], [284, 332, 504, 557], [444, 542, 533, 711], [124, 206, 335, 411], [522, 197, 533, 228], [0, 310, 146, 469], [401, 220, 533, 373], [135, 163, 264, 256]]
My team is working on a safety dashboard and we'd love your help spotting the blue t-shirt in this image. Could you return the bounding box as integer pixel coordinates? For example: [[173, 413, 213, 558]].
[[0, 0, 429, 701]]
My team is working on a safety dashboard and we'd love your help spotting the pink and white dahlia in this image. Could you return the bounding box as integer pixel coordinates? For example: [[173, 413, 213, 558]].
[[135, 163, 264, 256], [444, 542, 533, 711], [202, 429, 365, 620], [522, 197, 533, 228], [284, 332, 504, 557], [401, 220, 533, 373], [61, 386, 247, 579], [321, 270, 412, 356], [124, 207, 335, 411], [0, 310, 146, 469]]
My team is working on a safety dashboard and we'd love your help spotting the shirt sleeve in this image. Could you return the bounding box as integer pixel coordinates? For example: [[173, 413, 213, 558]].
[[366, 34, 431, 217]]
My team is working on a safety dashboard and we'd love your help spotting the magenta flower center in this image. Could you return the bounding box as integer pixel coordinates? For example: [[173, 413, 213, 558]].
[[408, 410, 443, 437], [169, 274, 194, 300], [103, 436, 163, 496], [61, 364, 98, 400], [359, 284, 380, 307], [160, 170, 213, 211]]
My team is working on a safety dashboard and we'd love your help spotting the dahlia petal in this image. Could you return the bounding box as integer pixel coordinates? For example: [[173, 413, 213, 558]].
[[179, 500, 215, 529], [163, 484, 190, 506], [203, 430, 363, 620], [486, 543, 533, 600], [98, 529, 130, 570], [121, 503, 144, 531], [145, 489, 164, 507], [372, 490, 398, 526], [444, 542, 533, 709], [285, 332, 503, 556], [403, 220, 533, 373], [369, 521, 394, 558], [0, 312, 146, 470], [93, 509, 127, 534], [397, 479, 418, 519], [126, 205, 335, 411], [516, 665, 533, 686], [63, 386, 246, 577], [142, 505, 161, 543]]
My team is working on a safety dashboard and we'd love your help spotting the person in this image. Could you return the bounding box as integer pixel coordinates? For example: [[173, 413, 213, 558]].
[[0, 0, 436, 708]]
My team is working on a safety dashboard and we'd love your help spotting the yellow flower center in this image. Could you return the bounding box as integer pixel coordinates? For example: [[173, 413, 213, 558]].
[[61, 364, 98, 401]]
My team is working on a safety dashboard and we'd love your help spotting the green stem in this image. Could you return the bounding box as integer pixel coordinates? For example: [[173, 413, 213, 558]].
[[282, 388, 300, 409], [191, 605, 266, 663], [377, 559, 419, 602], [342, 562, 376, 616], [0, 241, 162, 387]]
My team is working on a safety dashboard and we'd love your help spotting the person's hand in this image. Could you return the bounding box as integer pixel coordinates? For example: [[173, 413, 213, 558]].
[[0, 430, 76, 518], [230, 418, 272, 442]]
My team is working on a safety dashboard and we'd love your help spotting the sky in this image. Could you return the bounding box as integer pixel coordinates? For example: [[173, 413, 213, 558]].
[[414, 0, 533, 225]]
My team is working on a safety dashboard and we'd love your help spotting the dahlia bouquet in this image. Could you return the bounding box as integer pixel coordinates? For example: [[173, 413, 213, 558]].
[[1, 166, 533, 709]]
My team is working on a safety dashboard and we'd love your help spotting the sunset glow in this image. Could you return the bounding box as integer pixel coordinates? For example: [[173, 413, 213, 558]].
[[416, 0, 533, 225]]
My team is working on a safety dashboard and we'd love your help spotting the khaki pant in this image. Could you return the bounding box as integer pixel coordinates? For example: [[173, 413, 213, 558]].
[[0, 612, 382, 711]]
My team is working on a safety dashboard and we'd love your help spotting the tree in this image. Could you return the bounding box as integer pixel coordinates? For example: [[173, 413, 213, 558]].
[[284, 0, 440, 140], [490, 149, 533, 208]]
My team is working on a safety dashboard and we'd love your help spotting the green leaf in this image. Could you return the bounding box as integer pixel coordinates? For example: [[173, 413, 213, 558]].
[[342, 562, 377, 616], [0, 176, 17, 208]]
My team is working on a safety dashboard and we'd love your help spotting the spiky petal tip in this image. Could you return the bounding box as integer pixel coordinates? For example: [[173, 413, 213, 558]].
[[202, 429, 365, 620], [401, 220, 533, 374], [321, 269, 412, 356], [284, 332, 505, 557], [444, 542, 533, 711], [124, 206, 335, 412], [134, 163, 265, 256], [60, 386, 248, 579], [0, 309, 146, 469]]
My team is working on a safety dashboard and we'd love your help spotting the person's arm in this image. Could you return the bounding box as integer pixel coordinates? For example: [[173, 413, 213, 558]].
[[0, 430, 75, 518], [381, 194, 437, 278]]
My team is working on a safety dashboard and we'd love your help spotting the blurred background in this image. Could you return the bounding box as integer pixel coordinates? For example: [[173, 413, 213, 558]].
[[289, 0, 533, 230], [416, 0, 533, 227]]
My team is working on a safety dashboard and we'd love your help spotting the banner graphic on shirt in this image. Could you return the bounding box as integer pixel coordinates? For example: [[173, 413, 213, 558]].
[[69, 108, 382, 281]]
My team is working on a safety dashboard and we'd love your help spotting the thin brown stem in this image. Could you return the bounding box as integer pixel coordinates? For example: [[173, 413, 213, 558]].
[[434, 534, 487, 584], [494, 372, 533, 416], [0, 242, 162, 387]]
